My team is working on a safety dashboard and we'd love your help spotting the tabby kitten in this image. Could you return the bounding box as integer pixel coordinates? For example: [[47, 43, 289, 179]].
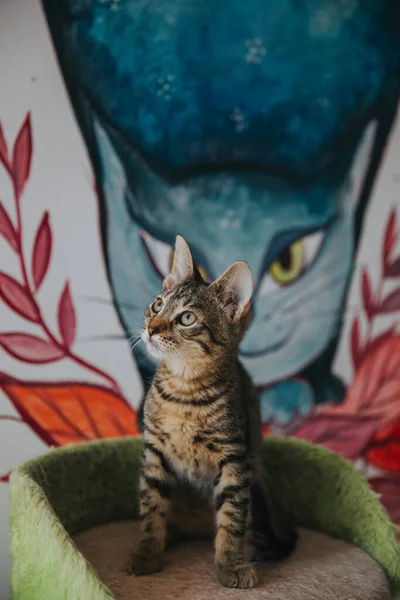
[[127, 235, 297, 588]]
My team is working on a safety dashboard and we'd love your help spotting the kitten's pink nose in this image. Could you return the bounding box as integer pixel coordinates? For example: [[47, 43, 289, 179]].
[[148, 324, 160, 337]]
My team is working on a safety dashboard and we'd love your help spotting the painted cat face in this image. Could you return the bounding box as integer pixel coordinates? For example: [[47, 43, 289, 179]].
[[95, 118, 375, 385], [42, 0, 400, 390]]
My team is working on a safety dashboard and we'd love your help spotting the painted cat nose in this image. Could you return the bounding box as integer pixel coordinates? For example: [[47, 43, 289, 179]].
[[148, 324, 160, 337]]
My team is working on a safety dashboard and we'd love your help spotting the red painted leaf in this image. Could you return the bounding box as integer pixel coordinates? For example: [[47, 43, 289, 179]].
[[378, 288, 400, 314], [350, 316, 364, 370], [57, 282, 76, 349], [382, 209, 397, 272], [262, 423, 269, 436], [12, 113, 32, 198], [0, 381, 139, 446], [293, 413, 379, 459], [369, 476, 400, 525], [0, 272, 38, 322], [361, 269, 374, 320], [0, 122, 9, 168], [365, 326, 396, 359], [0, 333, 65, 364], [0, 202, 18, 252], [31, 211, 52, 290], [366, 420, 400, 473], [386, 257, 400, 278], [326, 334, 400, 424], [0, 472, 10, 483]]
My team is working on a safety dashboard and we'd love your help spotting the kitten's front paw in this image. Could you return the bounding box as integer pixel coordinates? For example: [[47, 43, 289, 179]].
[[126, 551, 163, 576], [216, 562, 258, 589]]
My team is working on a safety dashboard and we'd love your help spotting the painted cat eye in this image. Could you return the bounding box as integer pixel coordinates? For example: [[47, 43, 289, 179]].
[[270, 238, 305, 285], [258, 230, 325, 297], [179, 312, 197, 326], [152, 298, 163, 313]]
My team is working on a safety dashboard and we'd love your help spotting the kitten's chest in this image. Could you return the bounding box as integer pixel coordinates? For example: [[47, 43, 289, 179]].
[[149, 404, 219, 481]]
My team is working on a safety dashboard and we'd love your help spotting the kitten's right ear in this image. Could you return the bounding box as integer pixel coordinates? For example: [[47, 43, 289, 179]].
[[163, 235, 197, 292], [210, 261, 253, 321]]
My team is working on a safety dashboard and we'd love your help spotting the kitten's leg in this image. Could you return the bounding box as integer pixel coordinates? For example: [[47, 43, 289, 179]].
[[251, 476, 298, 562], [214, 461, 257, 588], [127, 446, 174, 575]]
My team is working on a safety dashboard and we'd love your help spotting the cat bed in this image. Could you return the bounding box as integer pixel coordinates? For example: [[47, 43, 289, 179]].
[[9, 436, 400, 600]]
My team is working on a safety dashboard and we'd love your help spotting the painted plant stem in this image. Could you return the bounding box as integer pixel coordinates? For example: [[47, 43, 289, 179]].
[[14, 191, 122, 394], [1, 115, 123, 397]]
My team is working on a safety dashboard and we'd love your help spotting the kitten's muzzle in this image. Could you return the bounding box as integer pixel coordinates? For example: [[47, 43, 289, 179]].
[[148, 316, 168, 337], [148, 324, 161, 337]]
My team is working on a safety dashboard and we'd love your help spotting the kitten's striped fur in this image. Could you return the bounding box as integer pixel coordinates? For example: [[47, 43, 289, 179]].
[[127, 236, 297, 588]]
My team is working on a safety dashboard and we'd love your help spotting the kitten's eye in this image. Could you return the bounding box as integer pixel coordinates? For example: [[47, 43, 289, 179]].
[[258, 231, 325, 297], [140, 229, 210, 281], [179, 312, 197, 326], [152, 298, 163, 313]]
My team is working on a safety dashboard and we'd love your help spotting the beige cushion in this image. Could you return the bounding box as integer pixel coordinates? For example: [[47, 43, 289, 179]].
[[73, 521, 390, 600]]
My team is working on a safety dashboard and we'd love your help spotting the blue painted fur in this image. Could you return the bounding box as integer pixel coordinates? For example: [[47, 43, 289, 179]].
[[42, 0, 400, 425]]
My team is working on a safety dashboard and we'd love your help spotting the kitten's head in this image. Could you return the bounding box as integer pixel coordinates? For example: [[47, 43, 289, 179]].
[[142, 235, 253, 363]]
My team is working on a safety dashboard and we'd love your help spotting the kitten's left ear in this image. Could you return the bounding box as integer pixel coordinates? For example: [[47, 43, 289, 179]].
[[163, 235, 202, 292], [210, 262, 253, 321]]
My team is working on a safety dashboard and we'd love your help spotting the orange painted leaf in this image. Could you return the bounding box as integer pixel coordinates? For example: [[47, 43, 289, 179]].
[[0, 381, 139, 446], [364, 326, 396, 359], [325, 334, 400, 424]]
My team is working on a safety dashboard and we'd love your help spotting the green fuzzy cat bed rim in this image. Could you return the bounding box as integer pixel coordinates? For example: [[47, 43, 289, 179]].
[[9, 436, 400, 600]]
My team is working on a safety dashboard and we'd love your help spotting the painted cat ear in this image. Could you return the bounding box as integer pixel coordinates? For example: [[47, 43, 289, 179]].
[[163, 235, 196, 291], [210, 262, 253, 321]]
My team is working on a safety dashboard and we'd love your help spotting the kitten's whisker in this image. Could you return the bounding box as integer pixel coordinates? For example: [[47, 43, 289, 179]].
[[128, 332, 142, 340], [128, 335, 142, 348], [126, 327, 143, 335], [130, 339, 144, 354]]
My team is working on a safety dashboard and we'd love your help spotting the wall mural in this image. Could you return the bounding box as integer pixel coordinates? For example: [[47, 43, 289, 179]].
[[0, 0, 399, 527]]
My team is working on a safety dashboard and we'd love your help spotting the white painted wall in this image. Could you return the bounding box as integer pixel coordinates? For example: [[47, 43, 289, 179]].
[[0, 1, 142, 593]]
